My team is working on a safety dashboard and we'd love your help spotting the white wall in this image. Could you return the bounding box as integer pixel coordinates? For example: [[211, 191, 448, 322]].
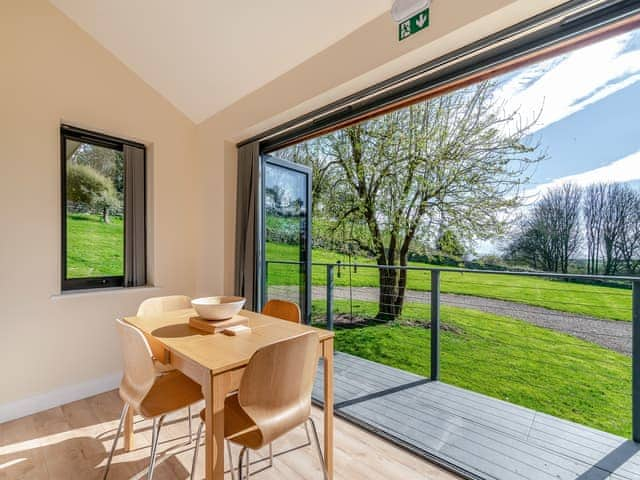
[[0, 0, 198, 420]]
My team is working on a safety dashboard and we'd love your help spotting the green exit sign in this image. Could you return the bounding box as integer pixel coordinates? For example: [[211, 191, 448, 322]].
[[398, 8, 430, 41]]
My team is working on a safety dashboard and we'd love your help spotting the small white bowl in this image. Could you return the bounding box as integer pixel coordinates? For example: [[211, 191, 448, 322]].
[[191, 296, 246, 320]]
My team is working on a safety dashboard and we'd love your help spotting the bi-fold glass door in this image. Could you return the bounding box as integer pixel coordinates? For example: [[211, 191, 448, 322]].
[[260, 155, 312, 324]]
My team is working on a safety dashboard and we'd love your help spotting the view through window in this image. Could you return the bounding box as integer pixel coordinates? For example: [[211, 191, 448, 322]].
[[65, 139, 124, 279], [267, 26, 640, 438]]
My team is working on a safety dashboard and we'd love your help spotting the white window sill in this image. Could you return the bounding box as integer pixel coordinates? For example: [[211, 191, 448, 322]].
[[50, 285, 161, 300]]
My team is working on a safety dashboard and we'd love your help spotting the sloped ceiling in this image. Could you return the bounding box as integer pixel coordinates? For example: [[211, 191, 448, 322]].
[[50, 0, 392, 123]]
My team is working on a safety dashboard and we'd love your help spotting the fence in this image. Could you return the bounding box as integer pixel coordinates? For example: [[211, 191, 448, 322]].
[[265, 259, 640, 441]]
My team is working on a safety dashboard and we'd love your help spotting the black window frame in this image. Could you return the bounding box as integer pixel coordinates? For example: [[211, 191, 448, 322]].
[[60, 125, 146, 291]]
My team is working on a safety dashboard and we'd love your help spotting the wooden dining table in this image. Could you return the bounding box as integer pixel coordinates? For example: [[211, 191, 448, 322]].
[[122, 308, 335, 480]]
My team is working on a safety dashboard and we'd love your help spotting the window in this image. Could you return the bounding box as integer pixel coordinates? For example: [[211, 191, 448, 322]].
[[61, 125, 146, 290]]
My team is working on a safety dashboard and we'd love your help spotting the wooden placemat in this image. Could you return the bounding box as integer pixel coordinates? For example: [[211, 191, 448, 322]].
[[189, 315, 249, 334]]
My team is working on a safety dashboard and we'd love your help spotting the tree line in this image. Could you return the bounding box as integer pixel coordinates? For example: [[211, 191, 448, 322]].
[[507, 182, 640, 275]]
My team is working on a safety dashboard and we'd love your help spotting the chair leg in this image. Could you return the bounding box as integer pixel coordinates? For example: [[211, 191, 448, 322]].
[[147, 415, 165, 480], [308, 418, 328, 480], [237, 447, 248, 480], [188, 406, 193, 443], [303, 422, 312, 447], [190, 422, 205, 480], [227, 440, 237, 480], [103, 403, 129, 480], [269, 442, 273, 468]]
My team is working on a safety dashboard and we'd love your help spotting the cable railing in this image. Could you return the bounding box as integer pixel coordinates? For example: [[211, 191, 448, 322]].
[[265, 259, 640, 441]]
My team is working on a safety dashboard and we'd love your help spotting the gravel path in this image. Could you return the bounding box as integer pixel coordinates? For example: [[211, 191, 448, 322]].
[[276, 286, 631, 355]]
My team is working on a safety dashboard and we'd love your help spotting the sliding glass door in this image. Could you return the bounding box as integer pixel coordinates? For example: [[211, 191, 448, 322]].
[[261, 155, 312, 323]]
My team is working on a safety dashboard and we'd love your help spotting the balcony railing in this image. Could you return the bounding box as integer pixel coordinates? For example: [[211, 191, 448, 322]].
[[266, 259, 639, 435], [266, 258, 640, 478]]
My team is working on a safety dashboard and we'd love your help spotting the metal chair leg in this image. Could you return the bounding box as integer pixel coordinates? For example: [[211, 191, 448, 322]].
[[227, 439, 237, 480], [237, 447, 248, 480], [269, 442, 273, 468], [190, 422, 237, 480], [147, 415, 165, 480], [308, 418, 328, 480], [103, 403, 129, 480], [303, 422, 312, 446], [188, 406, 193, 443], [190, 422, 205, 480]]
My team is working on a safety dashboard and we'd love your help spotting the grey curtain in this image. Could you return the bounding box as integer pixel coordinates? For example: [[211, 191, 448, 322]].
[[234, 142, 261, 310], [124, 144, 147, 287]]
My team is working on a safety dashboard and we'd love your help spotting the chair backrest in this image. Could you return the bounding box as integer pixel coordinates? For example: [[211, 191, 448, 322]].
[[261, 299, 301, 324], [137, 295, 192, 316], [115, 319, 157, 411], [238, 332, 319, 445]]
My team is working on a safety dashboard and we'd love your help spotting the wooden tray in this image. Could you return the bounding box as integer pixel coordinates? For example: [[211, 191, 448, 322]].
[[189, 315, 249, 334]]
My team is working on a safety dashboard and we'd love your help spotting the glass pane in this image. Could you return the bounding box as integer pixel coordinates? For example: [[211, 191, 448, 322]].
[[264, 162, 309, 312], [65, 139, 124, 278]]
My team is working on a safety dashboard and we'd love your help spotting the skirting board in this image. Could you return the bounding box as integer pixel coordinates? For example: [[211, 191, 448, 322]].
[[0, 371, 122, 424]]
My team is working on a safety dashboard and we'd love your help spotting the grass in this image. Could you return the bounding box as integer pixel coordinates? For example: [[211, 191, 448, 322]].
[[266, 242, 633, 321], [66, 213, 123, 278], [313, 299, 632, 438]]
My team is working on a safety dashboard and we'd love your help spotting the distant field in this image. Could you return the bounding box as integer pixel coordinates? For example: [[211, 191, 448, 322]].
[[66, 213, 123, 278], [313, 299, 632, 438], [266, 242, 632, 321]]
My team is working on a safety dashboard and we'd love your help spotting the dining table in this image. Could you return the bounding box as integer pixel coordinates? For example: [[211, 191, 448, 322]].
[[122, 308, 335, 480]]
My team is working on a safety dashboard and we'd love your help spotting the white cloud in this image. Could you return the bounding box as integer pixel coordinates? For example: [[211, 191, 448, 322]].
[[495, 31, 640, 133], [524, 150, 640, 201]]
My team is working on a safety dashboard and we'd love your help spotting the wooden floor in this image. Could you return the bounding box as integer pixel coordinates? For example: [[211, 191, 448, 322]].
[[0, 389, 457, 480], [312, 352, 640, 480]]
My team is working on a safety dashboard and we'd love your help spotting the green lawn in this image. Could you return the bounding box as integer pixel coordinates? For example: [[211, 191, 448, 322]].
[[66, 213, 123, 277], [266, 242, 632, 321], [313, 299, 632, 438]]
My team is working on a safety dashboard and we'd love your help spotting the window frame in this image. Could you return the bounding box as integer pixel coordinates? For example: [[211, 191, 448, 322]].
[[60, 125, 146, 291]]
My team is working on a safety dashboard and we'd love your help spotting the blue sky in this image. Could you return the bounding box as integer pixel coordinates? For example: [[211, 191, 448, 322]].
[[492, 29, 640, 199], [474, 29, 640, 254]]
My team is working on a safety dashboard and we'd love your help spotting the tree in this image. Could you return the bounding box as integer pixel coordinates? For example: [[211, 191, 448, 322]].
[[583, 183, 606, 274], [599, 183, 635, 275], [310, 81, 542, 320], [437, 229, 465, 257], [66, 164, 121, 223], [507, 184, 582, 273], [616, 188, 640, 274]]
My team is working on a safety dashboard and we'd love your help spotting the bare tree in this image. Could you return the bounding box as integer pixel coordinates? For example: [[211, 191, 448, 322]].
[[600, 183, 636, 275], [583, 183, 606, 274], [508, 183, 582, 273]]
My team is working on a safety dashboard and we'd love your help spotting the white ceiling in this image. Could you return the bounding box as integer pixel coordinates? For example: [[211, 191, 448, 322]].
[[50, 0, 392, 123]]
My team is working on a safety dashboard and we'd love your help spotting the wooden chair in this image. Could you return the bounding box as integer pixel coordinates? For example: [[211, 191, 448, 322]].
[[104, 319, 203, 480], [261, 299, 301, 324], [261, 299, 312, 464], [137, 295, 195, 440], [191, 332, 327, 480]]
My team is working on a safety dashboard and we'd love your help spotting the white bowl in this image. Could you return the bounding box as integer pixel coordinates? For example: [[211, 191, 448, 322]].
[[191, 296, 246, 320]]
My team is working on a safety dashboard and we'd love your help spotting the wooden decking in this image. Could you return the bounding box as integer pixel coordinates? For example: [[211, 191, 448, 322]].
[[312, 352, 640, 480]]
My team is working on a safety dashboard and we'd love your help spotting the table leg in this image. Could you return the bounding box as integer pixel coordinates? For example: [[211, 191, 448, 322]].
[[323, 338, 334, 479], [123, 404, 134, 452], [204, 373, 225, 480]]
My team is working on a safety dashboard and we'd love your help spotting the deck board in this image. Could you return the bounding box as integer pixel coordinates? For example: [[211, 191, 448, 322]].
[[313, 352, 640, 480]]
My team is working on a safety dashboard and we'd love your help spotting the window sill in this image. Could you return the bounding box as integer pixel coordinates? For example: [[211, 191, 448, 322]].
[[50, 285, 161, 300]]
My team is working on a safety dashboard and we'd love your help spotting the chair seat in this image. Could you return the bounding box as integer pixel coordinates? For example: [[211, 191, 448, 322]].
[[129, 370, 203, 418], [199, 394, 263, 449]]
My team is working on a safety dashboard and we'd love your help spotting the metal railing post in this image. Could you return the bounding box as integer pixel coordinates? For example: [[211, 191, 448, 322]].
[[633, 280, 640, 442], [326, 264, 334, 331], [430, 270, 441, 381]]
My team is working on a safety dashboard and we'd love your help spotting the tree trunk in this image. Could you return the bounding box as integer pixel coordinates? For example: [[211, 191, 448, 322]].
[[102, 207, 110, 224], [375, 253, 410, 321], [377, 265, 400, 321]]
